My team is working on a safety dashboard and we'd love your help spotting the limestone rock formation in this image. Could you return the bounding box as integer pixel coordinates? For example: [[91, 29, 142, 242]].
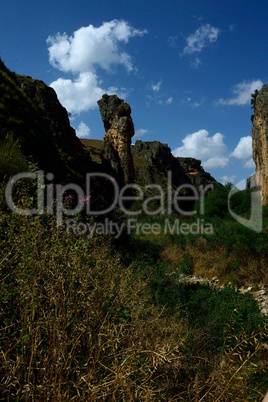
[[132, 140, 216, 190], [97, 94, 135, 184], [246, 174, 257, 189], [251, 84, 268, 204], [177, 157, 217, 188], [132, 140, 190, 188]]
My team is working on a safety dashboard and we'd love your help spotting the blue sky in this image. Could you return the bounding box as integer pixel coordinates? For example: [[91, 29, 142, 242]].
[[1, 0, 267, 185]]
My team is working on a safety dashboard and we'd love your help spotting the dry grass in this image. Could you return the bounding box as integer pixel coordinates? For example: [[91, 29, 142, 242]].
[[160, 245, 184, 267], [0, 193, 267, 400], [80, 139, 103, 149]]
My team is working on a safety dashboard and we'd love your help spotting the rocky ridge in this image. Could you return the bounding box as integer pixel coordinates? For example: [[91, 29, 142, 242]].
[[177, 157, 217, 189], [0, 58, 96, 182], [131, 140, 217, 191], [132, 140, 190, 188]]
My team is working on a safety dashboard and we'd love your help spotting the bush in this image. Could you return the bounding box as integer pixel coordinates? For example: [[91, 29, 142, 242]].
[[229, 188, 252, 216], [195, 183, 232, 220], [176, 283, 266, 350]]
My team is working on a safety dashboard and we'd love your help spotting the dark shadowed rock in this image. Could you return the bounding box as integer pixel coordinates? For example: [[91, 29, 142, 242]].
[[177, 157, 217, 189], [132, 140, 190, 187], [132, 140, 216, 190], [0, 59, 100, 182]]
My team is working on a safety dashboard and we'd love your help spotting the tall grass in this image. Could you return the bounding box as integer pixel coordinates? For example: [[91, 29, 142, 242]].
[[0, 201, 267, 400]]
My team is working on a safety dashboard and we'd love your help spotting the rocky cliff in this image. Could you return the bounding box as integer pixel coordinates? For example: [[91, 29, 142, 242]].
[[0, 58, 100, 182], [132, 140, 216, 190], [97, 94, 135, 184], [0, 58, 217, 199], [132, 140, 190, 188], [251, 84, 268, 204], [177, 157, 216, 188]]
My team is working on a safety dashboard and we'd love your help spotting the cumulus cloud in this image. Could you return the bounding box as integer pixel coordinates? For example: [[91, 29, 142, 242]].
[[50, 72, 105, 114], [75, 121, 91, 138], [230, 136, 255, 169], [231, 136, 252, 159], [216, 79, 263, 106], [47, 20, 147, 114], [182, 24, 220, 55], [203, 156, 229, 169], [172, 129, 229, 168], [243, 158, 255, 168], [47, 20, 147, 73]]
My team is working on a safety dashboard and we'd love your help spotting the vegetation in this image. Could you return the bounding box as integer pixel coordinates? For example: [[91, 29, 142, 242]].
[[251, 88, 259, 122], [0, 177, 267, 401], [0, 58, 267, 400], [0, 134, 30, 182]]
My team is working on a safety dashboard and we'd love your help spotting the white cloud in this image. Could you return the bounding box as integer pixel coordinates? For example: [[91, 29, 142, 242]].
[[203, 156, 229, 169], [134, 129, 149, 137], [47, 20, 147, 114], [166, 97, 173, 105], [50, 72, 105, 114], [151, 81, 162, 92], [216, 79, 263, 106], [75, 121, 91, 138], [231, 136, 252, 159], [221, 175, 236, 184], [47, 20, 147, 73], [182, 24, 220, 55], [172, 129, 229, 168], [243, 158, 255, 168]]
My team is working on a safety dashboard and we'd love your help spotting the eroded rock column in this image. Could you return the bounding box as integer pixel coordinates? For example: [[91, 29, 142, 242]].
[[252, 84, 268, 204], [98, 94, 135, 184]]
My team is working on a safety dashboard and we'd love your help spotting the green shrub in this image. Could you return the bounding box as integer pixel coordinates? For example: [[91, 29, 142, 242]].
[[176, 283, 266, 350], [195, 183, 232, 219], [229, 188, 252, 216]]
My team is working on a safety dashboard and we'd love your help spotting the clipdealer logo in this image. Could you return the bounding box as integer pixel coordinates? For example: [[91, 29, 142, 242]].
[[228, 176, 262, 233], [5, 170, 263, 235]]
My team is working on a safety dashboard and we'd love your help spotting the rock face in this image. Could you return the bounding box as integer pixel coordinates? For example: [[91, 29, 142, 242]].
[[0, 58, 95, 182], [132, 140, 190, 188], [97, 94, 135, 184], [246, 174, 257, 189], [132, 140, 216, 190], [251, 84, 268, 204], [177, 157, 217, 189]]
